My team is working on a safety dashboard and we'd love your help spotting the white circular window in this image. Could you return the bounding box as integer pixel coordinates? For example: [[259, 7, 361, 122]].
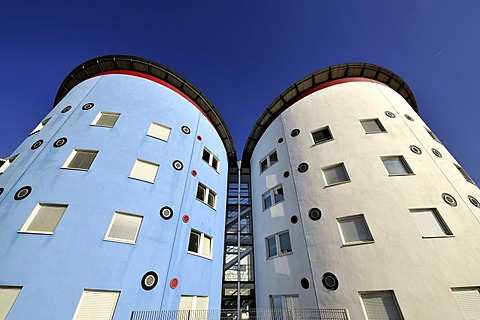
[[141, 271, 158, 291], [160, 206, 173, 220], [442, 193, 457, 207], [385, 111, 396, 118], [181, 126, 191, 134]]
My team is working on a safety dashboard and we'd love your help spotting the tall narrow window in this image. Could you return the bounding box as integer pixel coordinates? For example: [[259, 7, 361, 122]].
[[311, 126, 333, 144], [262, 184, 284, 210], [266, 231, 292, 258], [323, 163, 350, 186], [202, 148, 220, 171], [409, 208, 453, 237], [129, 159, 159, 183], [73, 290, 120, 320], [260, 150, 279, 173], [337, 214, 373, 245], [0, 155, 17, 174], [147, 122, 171, 141], [63, 149, 98, 171], [0, 286, 22, 319], [382, 156, 413, 176], [452, 288, 480, 319], [270, 295, 300, 320], [188, 230, 213, 259], [361, 291, 404, 320], [91, 112, 120, 128], [360, 119, 386, 134], [196, 183, 217, 209], [29, 117, 51, 135], [104, 211, 143, 244], [455, 164, 476, 185], [20, 203, 68, 234]]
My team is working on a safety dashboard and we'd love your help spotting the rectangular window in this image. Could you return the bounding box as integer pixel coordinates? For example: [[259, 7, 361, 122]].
[[455, 164, 476, 185], [29, 117, 51, 135], [323, 163, 350, 186], [425, 127, 441, 143], [0, 155, 17, 174], [361, 291, 404, 320], [270, 295, 301, 320], [91, 112, 120, 128], [104, 211, 143, 244], [63, 149, 98, 171], [266, 231, 292, 258], [202, 148, 220, 172], [188, 230, 213, 259], [409, 208, 453, 237], [452, 288, 480, 319], [260, 150, 279, 173], [195, 183, 217, 209], [147, 122, 171, 141], [129, 159, 159, 183], [178, 295, 209, 318], [0, 286, 22, 319], [361, 119, 386, 134], [20, 203, 68, 235], [262, 184, 284, 210], [382, 156, 413, 176], [311, 126, 333, 144], [337, 214, 373, 245], [73, 290, 120, 320]]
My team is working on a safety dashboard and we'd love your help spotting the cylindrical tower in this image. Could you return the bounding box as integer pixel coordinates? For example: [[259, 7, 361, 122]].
[[245, 63, 480, 319], [0, 55, 235, 319]]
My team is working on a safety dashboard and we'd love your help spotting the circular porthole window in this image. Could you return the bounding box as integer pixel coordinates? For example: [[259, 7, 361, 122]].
[[160, 206, 174, 220], [31, 140, 44, 150], [170, 278, 179, 289], [278, 138, 284, 143], [53, 137, 68, 148], [0, 188, 4, 196], [141, 271, 158, 291], [385, 111, 396, 118], [468, 195, 480, 208], [409, 145, 422, 155], [291, 215, 298, 224], [283, 171, 290, 178], [405, 114, 414, 121], [298, 163, 309, 173], [290, 129, 300, 137], [172, 160, 183, 171], [322, 272, 339, 290], [442, 193, 457, 207], [61, 106, 72, 113], [181, 126, 191, 134], [82, 103, 94, 110], [14, 186, 32, 200], [301, 278, 310, 289], [432, 148, 442, 158], [308, 208, 322, 221]]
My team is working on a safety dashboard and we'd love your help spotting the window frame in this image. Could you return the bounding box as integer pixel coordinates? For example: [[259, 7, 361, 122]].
[[0, 286, 22, 319], [202, 148, 220, 172], [409, 208, 453, 238], [91, 111, 121, 128], [381, 156, 414, 176], [73, 289, 120, 320], [260, 150, 279, 173], [104, 211, 143, 244], [337, 214, 374, 246], [187, 229, 213, 259], [322, 163, 350, 187], [360, 290, 404, 320], [129, 158, 160, 183], [19, 203, 68, 235], [451, 287, 480, 319], [311, 126, 334, 145], [270, 295, 301, 320], [360, 118, 386, 134], [262, 184, 284, 210], [196, 183, 217, 209], [146, 121, 171, 141], [62, 149, 99, 171], [266, 230, 292, 259]]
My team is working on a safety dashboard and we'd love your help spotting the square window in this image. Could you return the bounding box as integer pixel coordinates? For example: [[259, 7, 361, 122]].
[[266, 231, 292, 259], [104, 211, 143, 244], [20, 203, 68, 234], [323, 163, 350, 186], [63, 149, 98, 171], [29, 117, 51, 135], [409, 208, 453, 237], [262, 184, 284, 210], [455, 164, 476, 185], [0, 155, 17, 174], [129, 159, 159, 183], [73, 290, 120, 320], [452, 287, 480, 319], [361, 291, 404, 320], [147, 122, 171, 141], [360, 119, 386, 134], [337, 214, 373, 245], [202, 148, 220, 172], [382, 156, 413, 176], [0, 286, 22, 319], [260, 150, 279, 173], [91, 112, 120, 128], [188, 230, 213, 259], [196, 183, 217, 209], [311, 126, 333, 144]]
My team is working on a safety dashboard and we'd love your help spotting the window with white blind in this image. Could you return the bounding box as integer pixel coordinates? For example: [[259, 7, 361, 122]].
[[104, 212, 143, 244], [337, 214, 373, 245], [178, 295, 209, 319], [0, 155, 17, 174], [129, 159, 159, 183], [409, 208, 453, 237], [361, 291, 404, 320], [188, 230, 213, 259], [0, 287, 22, 319], [73, 290, 120, 320], [196, 183, 217, 209], [20, 203, 68, 234], [63, 149, 98, 171], [91, 112, 120, 128], [323, 163, 350, 186], [452, 288, 480, 320], [29, 117, 51, 135], [382, 156, 413, 176], [147, 122, 171, 141], [361, 119, 386, 134], [270, 295, 301, 320]]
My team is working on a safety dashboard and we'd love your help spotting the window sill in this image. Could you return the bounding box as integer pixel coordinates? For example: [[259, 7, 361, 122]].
[[341, 240, 375, 247], [90, 124, 115, 128], [388, 173, 415, 177], [187, 251, 213, 260], [267, 251, 293, 260], [263, 199, 285, 212], [312, 139, 334, 146], [18, 230, 53, 235], [128, 176, 155, 184], [104, 238, 137, 245], [61, 167, 90, 171], [195, 198, 217, 210], [146, 134, 168, 142], [365, 131, 387, 134], [324, 181, 351, 188], [421, 235, 454, 239]]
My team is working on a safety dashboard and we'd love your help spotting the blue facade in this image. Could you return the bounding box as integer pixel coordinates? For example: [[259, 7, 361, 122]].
[[0, 69, 229, 318]]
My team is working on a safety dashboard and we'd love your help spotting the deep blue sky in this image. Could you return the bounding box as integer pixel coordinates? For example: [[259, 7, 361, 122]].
[[1, 1, 479, 183]]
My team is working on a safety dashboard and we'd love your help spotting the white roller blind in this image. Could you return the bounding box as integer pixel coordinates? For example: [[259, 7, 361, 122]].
[[195, 296, 209, 310], [130, 159, 159, 183], [410, 209, 449, 236], [178, 296, 193, 310], [201, 236, 212, 258], [73, 290, 119, 320], [147, 122, 171, 141], [361, 119, 384, 133], [106, 212, 142, 243], [25, 204, 67, 233], [0, 287, 21, 319], [452, 288, 480, 319], [383, 158, 409, 175], [339, 215, 372, 243], [95, 112, 120, 127], [362, 291, 403, 320]]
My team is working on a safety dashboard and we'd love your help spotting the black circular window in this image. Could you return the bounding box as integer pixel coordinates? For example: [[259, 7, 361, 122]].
[[141, 271, 158, 291], [278, 138, 284, 143], [322, 272, 339, 290], [61, 106, 72, 113], [468, 195, 480, 208], [442, 193, 457, 207], [298, 163, 309, 173], [308, 208, 322, 221], [31, 140, 44, 150], [409, 145, 422, 155], [432, 148, 442, 158], [301, 278, 310, 289], [385, 111, 396, 118], [405, 114, 414, 121], [291, 215, 298, 224], [283, 171, 290, 178], [82, 103, 94, 110], [14, 186, 32, 200], [290, 129, 300, 137], [160, 206, 174, 220], [0, 188, 4, 196], [181, 126, 191, 134], [53, 137, 68, 148], [172, 160, 183, 171]]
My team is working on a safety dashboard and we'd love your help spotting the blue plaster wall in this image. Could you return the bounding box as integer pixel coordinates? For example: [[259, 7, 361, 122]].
[[0, 74, 228, 319]]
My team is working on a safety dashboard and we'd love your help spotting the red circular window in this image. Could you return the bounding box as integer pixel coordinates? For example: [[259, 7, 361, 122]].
[[170, 278, 179, 289], [182, 215, 190, 223], [191, 170, 197, 176], [197, 135, 202, 141]]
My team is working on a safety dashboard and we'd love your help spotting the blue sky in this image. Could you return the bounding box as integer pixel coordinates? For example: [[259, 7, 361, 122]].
[[1, 1, 479, 183]]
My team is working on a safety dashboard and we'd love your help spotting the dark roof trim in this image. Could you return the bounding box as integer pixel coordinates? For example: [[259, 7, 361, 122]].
[[54, 55, 236, 163], [242, 63, 418, 164]]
